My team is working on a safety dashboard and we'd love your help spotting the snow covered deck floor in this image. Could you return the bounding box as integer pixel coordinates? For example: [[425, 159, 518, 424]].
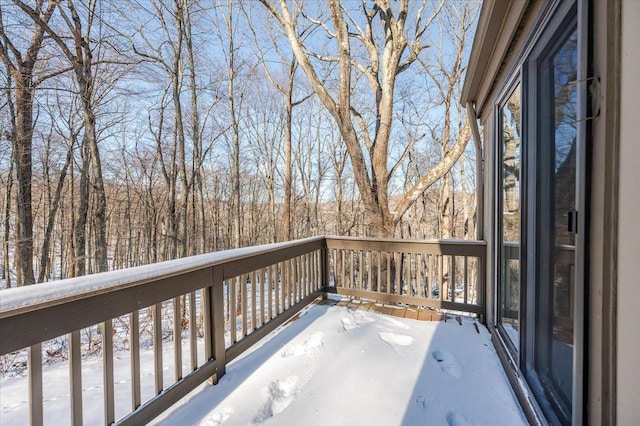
[[153, 302, 526, 425]]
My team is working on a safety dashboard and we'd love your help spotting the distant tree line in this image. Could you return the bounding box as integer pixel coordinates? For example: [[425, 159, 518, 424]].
[[0, 0, 478, 286]]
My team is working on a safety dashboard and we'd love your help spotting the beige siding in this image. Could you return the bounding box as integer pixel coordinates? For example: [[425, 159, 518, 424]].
[[588, 1, 610, 421], [617, 1, 640, 422]]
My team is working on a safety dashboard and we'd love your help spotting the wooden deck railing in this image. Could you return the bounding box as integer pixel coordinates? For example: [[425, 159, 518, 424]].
[[326, 237, 486, 315], [0, 236, 485, 425]]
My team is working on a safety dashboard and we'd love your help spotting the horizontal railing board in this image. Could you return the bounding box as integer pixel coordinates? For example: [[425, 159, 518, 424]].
[[221, 240, 325, 280], [0, 268, 213, 355], [325, 237, 486, 257], [0, 236, 325, 318], [326, 287, 484, 315]]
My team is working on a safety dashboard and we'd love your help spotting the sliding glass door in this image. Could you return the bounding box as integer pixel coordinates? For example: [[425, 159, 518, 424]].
[[533, 24, 578, 425], [494, 1, 587, 423]]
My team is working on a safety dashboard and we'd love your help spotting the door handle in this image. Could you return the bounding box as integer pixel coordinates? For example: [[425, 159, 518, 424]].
[[568, 210, 578, 234]]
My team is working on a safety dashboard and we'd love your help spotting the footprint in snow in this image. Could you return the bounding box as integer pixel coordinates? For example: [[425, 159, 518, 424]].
[[432, 349, 461, 378], [280, 332, 323, 357], [378, 332, 414, 346], [340, 310, 375, 332], [201, 407, 233, 425], [341, 317, 357, 332], [253, 376, 299, 423], [382, 316, 410, 330], [447, 411, 473, 426]]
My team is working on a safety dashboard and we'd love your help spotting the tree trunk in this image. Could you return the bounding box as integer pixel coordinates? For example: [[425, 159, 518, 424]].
[[38, 141, 73, 282]]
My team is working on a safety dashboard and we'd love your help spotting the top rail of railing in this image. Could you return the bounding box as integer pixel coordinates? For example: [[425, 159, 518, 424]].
[[0, 236, 326, 319], [0, 236, 326, 356]]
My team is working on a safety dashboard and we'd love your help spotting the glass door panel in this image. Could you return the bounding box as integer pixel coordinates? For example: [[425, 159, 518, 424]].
[[535, 27, 578, 425], [499, 85, 522, 350]]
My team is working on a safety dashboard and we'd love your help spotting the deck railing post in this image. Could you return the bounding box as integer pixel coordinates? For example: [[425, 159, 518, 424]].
[[479, 248, 487, 324], [321, 239, 329, 295]]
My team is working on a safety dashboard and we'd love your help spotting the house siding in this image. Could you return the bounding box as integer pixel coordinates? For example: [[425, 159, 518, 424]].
[[617, 0, 640, 422]]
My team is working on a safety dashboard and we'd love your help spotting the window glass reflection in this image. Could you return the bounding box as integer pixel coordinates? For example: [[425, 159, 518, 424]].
[[500, 85, 521, 349]]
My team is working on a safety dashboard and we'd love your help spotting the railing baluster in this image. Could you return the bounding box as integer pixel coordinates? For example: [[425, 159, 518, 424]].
[[404, 253, 413, 295], [274, 263, 280, 316], [375, 251, 382, 293], [298, 256, 303, 300], [306, 253, 310, 296], [438, 256, 444, 302], [322, 248, 327, 289], [130, 311, 141, 411], [298, 256, 303, 301], [103, 319, 115, 425], [203, 286, 213, 361], [173, 297, 182, 381], [464, 256, 469, 305], [70, 330, 83, 423], [450, 256, 455, 301], [153, 303, 163, 395], [230, 278, 237, 344], [294, 258, 298, 303], [283, 261, 289, 309], [251, 270, 257, 333], [291, 258, 297, 304], [28, 343, 43, 426], [268, 265, 273, 319], [386, 252, 391, 294], [259, 268, 265, 327], [296, 256, 301, 302], [366, 251, 372, 291], [317, 250, 321, 289], [311, 252, 315, 292], [314, 250, 319, 290], [299, 256, 303, 301], [307, 252, 312, 295], [357, 251, 363, 291], [282, 261, 288, 311], [242, 275, 248, 338], [395, 253, 401, 295], [416, 253, 422, 297], [290, 259, 295, 307], [348, 251, 354, 289], [189, 292, 197, 371], [340, 249, 345, 290], [427, 254, 435, 299]]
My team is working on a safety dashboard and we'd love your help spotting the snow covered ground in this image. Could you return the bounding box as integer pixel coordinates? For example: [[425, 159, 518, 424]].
[[0, 301, 526, 425], [154, 303, 526, 426]]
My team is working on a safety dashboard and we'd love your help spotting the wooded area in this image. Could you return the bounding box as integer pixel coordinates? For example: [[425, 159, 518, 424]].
[[0, 0, 479, 287]]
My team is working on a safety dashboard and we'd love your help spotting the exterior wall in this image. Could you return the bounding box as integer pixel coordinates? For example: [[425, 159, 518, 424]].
[[588, 1, 609, 421], [467, 0, 639, 422], [616, 1, 640, 422]]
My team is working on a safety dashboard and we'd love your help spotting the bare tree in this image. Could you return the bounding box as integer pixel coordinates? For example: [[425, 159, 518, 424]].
[[0, 0, 59, 285], [259, 0, 474, 237]]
